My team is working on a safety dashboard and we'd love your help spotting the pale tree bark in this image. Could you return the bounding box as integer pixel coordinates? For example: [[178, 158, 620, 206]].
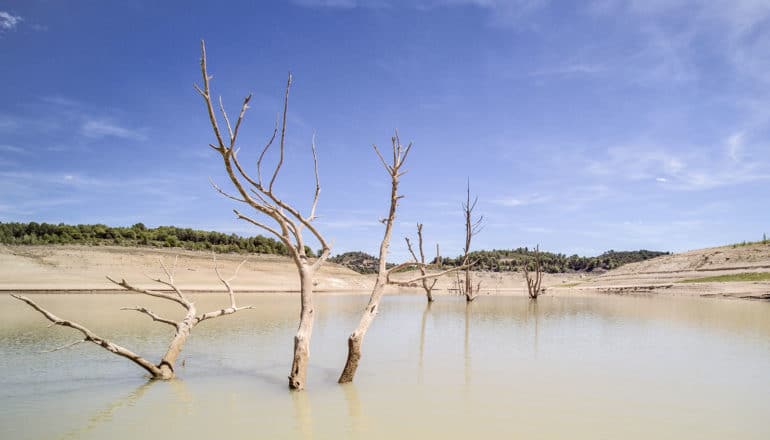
[[524, 245, 545, 299], [12, 256, 255, 380], [405, 223, 439, 302], [459, 181, 484, 302], [338, 133, 469, 383], [195, 40, 331, 390]]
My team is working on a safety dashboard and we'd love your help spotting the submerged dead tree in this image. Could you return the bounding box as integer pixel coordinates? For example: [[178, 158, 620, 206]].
[[12, 257, 254, 380], [405, 223, 440, 303], [458, 182, 484, 302], [195, 41, 331, 390], [338, 133, 466, 384], [524, 245, 545, 299]]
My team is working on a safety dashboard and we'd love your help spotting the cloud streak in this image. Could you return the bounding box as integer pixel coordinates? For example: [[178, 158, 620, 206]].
[[81, 119, 147, 141], [0, 11, 22, 31]]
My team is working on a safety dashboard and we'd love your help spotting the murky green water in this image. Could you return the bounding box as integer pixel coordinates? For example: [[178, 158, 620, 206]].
[[1, 293, 769, 439]]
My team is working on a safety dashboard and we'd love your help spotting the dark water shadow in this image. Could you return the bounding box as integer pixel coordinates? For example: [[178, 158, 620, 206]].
[[58, 380, 156, 439], [418, 301, 432, 384]]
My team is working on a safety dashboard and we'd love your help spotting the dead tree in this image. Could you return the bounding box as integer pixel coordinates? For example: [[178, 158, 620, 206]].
[[524, 245, 545, 299], [338, 133, 466, 384], [459, 182, 484, 302], [11, 257, 254, 380], [195, 41, 331, 390], [405, 223, 440, 302]]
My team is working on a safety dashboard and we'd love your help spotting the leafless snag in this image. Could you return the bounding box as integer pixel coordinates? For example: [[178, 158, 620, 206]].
[[338, 132, 468, 384], [405, 223, 440, 302], [459, 181, 484, 302], [195, 41, 331, 390], [12, 257, 254, 380], [524, 245, 545, 299]]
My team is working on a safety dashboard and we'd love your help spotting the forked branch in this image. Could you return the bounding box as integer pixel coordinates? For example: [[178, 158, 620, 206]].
[[11, 294, 163, 377], [13, 256, 255, 380], [524, 245, 545, 299], [195, 40, 332, 390]]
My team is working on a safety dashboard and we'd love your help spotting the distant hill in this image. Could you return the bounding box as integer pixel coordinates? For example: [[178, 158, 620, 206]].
[[0, 222, 310, 256], [329, 251, 386, 274], [1, 222, 666, 274], [331, 248, 669, 274], [441, 248, 669, 273]]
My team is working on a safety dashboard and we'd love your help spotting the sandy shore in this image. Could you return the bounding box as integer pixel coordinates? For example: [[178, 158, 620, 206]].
[[1, 244, 769, 300]]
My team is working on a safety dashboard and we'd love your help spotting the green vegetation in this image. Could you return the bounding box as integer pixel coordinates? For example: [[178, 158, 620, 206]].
[[329, 251, 395, 274], [1, 222, 666, 272], [0, 222, 315, 256], [331, 248, 667, 274], [440, 248, 669, 274], [679, 273, 770, 283], [731, 233, 769, 248]]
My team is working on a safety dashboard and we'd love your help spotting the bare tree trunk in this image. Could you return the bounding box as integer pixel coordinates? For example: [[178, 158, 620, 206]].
[[289, 266, 315, 390], [339, 273, 387, 383], [338, 134, 469, 384], [339, 133, 407, 384], [157, 307, 196, 379], [196, 41, 331, 390], [464, 267, 474, 302], [461, 181, 483, 302], [405, 223, 439, 303], [524, 245, 545, 300]]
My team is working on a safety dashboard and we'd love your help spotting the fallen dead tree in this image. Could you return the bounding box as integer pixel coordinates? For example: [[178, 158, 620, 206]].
[[12, 256, 254, 380]]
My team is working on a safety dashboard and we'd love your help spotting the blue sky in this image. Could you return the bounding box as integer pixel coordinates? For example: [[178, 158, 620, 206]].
[[1, 0, 769, 260]]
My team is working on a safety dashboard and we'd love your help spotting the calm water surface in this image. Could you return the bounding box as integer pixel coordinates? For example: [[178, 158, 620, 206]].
[[1, 293, 769, 439]]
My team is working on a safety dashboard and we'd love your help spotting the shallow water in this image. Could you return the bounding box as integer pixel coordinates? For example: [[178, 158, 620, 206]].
[[1, 293, 769, 439]]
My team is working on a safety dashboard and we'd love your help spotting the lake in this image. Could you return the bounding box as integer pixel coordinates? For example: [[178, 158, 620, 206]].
[[1, 293, 769, 439]]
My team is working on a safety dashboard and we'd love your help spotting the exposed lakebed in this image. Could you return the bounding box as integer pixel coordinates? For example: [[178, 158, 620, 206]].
[[1, 293, 769, 439]]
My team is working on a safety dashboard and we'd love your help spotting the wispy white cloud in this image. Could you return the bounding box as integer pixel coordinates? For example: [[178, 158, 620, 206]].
[[81, 119, 147, 141], [292, 0, 549, 27], [585, 140, 770, 191], [726, 131, 744, 162], [40, 95, 82, 107], [0, 11, 22, 31], [491, 193, 550, 207], [0, 144, 25, 154], [317, 218, 381, 229], [587, 0, 770, 84], [529, 63, 605, 77]]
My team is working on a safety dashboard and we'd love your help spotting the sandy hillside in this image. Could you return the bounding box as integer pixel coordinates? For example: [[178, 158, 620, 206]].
[[565, 243, 770, 300], [1, 244, 769, 300], [0, 245, 370, 293]]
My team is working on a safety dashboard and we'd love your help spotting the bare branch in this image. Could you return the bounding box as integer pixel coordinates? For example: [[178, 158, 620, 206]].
[[196, 305, 257, 324], [257, 114, 280, 187], [210, 177, 247, 203], [196, 40, 226, 151], [11, 294, 162, 377], [524, 244, 545, 299], [307, 132, 321, 222], [231, 94, 252, 147], [233, 210, 285, 243], [106, 276, 190, 309], [405, 237, 419, 263], [218, 95, 234, 143], [388, 263, 470, 287], [40, 339, 86, 353], [269, 73, 292, 193], [213, 254, 248, 309], [372, 144, 393, 174], [121, 307, 178, 328]]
